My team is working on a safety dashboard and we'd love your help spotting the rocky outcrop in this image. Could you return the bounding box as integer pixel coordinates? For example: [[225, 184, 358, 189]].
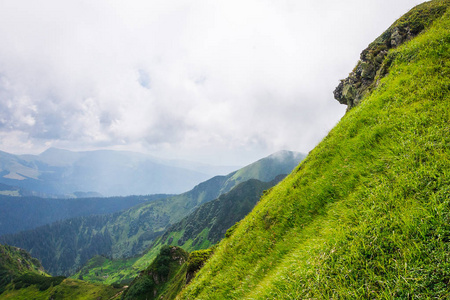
[[185, 248, 214, 284], [334, 0, 449, 110], [122, 246, 189, 300]]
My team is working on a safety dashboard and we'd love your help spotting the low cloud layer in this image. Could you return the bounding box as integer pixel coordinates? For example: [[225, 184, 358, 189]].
[[0, 0, 422, 165]]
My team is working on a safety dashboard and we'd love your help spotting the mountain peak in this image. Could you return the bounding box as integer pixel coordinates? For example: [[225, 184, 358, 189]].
[[267, 150, 304, 160], [40, 147, 72, 155]]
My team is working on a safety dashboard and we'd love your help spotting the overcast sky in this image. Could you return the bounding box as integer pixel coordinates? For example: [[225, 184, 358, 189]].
[[0, 0, 424, 165]]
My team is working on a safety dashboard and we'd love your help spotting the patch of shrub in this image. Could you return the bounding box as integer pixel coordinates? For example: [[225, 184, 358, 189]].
[[187, 249, 213, 274], [13, 273, 65, 291]]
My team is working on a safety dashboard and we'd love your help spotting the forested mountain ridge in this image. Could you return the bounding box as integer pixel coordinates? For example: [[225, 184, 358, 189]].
[[121, 246, 192, 300], [179, 1, 450, 298], [0, 151, 303, 277], [0, 194, 170, 236], [120, 246, 214, 300], [72, 176, 285, 284], [158, 176, 286, 251]]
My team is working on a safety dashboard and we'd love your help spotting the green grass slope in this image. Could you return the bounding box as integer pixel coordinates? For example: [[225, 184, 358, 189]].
[[0, 243, 46, 294], [0, 243, 121, 299], [179, 2, 450, 299]]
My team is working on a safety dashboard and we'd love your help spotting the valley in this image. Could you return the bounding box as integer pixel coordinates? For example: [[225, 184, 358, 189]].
[[1, 1, 449, 299], [0, 151, 303, 277]]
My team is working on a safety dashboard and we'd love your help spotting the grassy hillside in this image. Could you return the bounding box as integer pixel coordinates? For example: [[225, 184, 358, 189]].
[[0, 243, 46, 294], [1, 151, 303, 276], [179, 1, 450, 299], [0, 243, 121, 299]]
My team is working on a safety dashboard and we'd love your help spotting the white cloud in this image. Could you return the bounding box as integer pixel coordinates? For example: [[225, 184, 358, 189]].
[[0, 0, 424, 164]]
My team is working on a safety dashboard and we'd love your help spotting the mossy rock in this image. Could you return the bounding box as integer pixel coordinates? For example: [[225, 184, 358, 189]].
[[334, 0, 450, 110]]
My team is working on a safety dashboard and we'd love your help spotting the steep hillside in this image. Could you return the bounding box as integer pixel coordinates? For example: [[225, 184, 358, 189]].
[[72, 176, 283, 284], [0, 243, 45, 293], [0, 151, 303, 276], [0, 194, 169, 236], [179, 1, 450, 299]]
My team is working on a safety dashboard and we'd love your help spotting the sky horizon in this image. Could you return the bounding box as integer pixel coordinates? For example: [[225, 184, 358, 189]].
[[0, 0, 424, 166]]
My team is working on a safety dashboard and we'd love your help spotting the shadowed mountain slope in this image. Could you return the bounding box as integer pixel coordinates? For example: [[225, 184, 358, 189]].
[[0, 194, 169, 236], [72, 176, 284, 284], [158, 176, 286, 251]]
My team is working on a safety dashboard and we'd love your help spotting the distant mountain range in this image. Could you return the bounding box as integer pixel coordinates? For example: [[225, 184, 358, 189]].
[[0, 148, 240, 197]]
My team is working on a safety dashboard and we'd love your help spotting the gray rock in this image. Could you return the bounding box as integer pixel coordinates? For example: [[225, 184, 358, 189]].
[[333, 1, 449, 111]]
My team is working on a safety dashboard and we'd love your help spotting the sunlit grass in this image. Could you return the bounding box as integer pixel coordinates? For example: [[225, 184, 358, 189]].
[[179, 4, 450, 299]]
